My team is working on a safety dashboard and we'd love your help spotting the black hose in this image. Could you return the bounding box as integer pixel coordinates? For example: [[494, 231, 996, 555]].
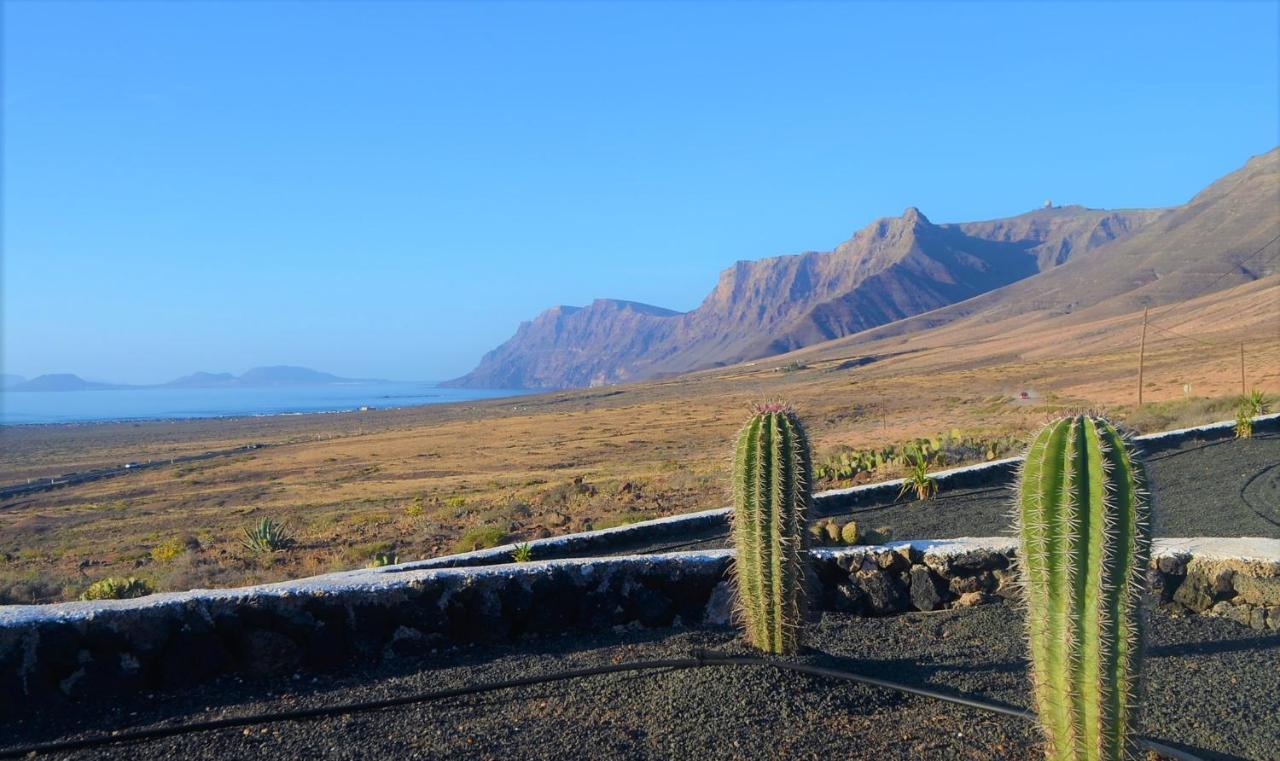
[[0, 650, 1206, 761], [1240, 462, 1280, 528]]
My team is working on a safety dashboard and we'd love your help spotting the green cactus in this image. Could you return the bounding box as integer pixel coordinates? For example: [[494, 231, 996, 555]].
[[731, 403, 812, 655], [839, 520, 860, 545], [1016, 415, 1152, 761]]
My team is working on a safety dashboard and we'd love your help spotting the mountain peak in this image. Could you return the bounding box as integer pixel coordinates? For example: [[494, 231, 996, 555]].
[[449, 148, 1273, 391], [10, 373, 121, 392], [901, 206, 929, 224]]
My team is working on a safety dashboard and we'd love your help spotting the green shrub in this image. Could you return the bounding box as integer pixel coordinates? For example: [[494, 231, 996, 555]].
[[367, 551, 399, 568], [241, 518, 295, 553], [150, 535, 197, 564], [898, 449, 938, 501], [839, 520, 859, 545], [512, 543, 533, 562], [404, 498, 425, 518], [452, 525, 506, 554], [1236, 388, 1271, 439], [81, 577, 153, 601], [1243, 388, 1271, 415], [1236, 406, 1253, 439]]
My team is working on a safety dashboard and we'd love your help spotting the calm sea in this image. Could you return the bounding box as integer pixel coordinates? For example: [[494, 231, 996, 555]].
[[0, 383, 527, 425]]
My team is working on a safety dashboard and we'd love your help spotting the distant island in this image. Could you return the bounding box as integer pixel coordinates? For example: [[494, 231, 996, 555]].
[[7, 366, 382, 392]]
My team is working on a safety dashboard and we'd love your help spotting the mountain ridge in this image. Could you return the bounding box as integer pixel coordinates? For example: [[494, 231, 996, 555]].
[[448, 203, 1170, 389], [8, 366, 382, 392], [450, 148, 1276, 390]]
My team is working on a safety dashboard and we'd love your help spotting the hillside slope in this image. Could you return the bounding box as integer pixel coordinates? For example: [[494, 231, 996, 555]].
[[819, 147, 1280, 349], [451, 204, 1155, 389]]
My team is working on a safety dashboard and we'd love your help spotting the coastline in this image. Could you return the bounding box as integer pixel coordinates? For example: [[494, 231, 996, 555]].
[[0, 384, 529, 428]]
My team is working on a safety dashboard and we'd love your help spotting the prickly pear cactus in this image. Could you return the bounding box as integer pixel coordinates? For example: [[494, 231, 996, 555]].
[[1016, 415, 1152, 761], [732, 403, 812, 655]]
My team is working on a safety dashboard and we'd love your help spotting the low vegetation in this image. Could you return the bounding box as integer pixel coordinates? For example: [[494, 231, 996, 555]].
[[814, 430, 1021, 487], [80, 576, 154, 601], [897, 449, 939, 502], [1235, 388, 1271, 439], [808, 518, 892, 547], [452, 524, 507, 554], [0, 309, 1272, 605], [241, 518, 295, 553], [366, 550, 398, 568]]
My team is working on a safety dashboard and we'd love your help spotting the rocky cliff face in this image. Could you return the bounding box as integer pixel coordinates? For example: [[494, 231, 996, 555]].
[[448, 203, 1163, 389]]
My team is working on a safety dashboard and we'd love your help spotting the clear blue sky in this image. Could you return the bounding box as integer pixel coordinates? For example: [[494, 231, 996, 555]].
[[4, 1, 1277, 384]]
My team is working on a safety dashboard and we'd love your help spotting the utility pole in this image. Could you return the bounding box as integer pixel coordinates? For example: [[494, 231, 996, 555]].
[[1240, 342, 1246, 395], [1137, 307, 1149, 407]]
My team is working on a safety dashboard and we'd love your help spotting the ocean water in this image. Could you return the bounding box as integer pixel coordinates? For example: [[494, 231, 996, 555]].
[[0, 383, 526, 425]]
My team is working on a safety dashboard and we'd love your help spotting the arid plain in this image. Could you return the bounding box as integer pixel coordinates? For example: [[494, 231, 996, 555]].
[[1, 275, 1275, 603]]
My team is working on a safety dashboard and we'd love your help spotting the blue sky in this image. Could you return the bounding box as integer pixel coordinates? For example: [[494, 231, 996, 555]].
[[4, 1, 1277, 384]]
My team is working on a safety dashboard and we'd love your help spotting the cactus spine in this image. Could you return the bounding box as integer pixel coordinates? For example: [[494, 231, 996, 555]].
[[1016, 415, 1152, 761], [731, 403, 811, 655]]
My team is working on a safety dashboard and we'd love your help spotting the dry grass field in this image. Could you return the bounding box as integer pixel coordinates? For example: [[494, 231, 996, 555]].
[[1, 277, 1276, 603]]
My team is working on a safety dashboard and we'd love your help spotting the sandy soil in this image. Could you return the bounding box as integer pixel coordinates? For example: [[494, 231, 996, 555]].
[[1, 278, 1276, 601]]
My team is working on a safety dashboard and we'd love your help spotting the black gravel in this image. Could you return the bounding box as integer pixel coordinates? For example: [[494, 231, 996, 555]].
[[601, 434, 1280, 556], [5, 605, 1277, 761], [840, 433, 1280, 540]]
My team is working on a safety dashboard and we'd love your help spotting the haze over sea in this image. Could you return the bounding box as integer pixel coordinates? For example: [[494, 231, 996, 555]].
[[0, 383, 526, 426]]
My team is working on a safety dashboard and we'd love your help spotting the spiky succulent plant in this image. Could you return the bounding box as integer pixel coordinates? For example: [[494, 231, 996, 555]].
[[731, 402, 811, 655], [1015, 415, 1152, 761], [241, 517, 295, 553]]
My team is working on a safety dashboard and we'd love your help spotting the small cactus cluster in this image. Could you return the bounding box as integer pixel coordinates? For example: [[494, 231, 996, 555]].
[[808, 518, 892, 547], [731, 403, 812, 655], [1015, 415, 1152, 761], [366, 551, 399, 568]]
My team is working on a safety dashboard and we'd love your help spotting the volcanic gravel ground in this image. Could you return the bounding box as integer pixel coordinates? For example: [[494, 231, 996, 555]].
[[605, 433, 1280, 556], [5, 605, 1277, 760]]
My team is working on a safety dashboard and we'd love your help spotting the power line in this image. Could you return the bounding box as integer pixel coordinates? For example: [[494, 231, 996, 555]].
[[1143, 321, 1222, 349], [1151, 235, 1280, 332]]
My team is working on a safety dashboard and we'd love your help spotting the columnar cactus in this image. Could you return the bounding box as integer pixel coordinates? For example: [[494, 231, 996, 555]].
[[731, 403, 811, 655], [1016, 415, 1152, 761]]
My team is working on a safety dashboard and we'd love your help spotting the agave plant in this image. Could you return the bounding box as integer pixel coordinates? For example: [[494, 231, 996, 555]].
[[1244, 388, 1271, 415], [241, 517, 295, 553], [1235, 388, 1270, 439], [898, 448, 938, 501]]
